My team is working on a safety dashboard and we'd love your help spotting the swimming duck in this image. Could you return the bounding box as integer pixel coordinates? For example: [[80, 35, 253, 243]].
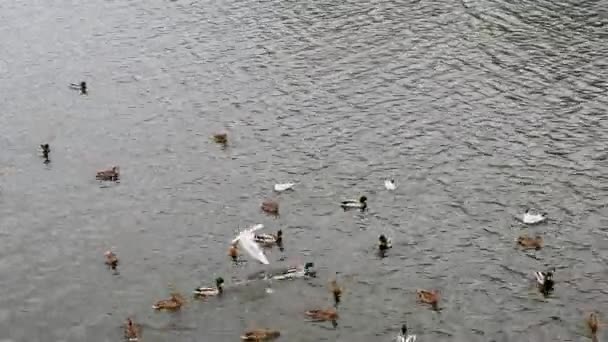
[[40, 144, 50, 161], [396, 323, 416, 342], [329, 279, 343, 305], [124, 318, 141, 341], [274, 183, 295, 192], [534, 268, 555, 296], [305, 308, 338, 327], [96, 166, 120, 181], [193, 277, 224, 298], [229, 242, 239, 261], [212, 133, 228, 145], [379, 235, 392, 252], [261, 199, 279, 215], [384, 179, 396, 191], [240, 328, 281, 341], [70, 81, 87, 95], [416, 289, 440, 310], [523, 209, 547, 224], [249, 262, 316, 281], [104, 250, 119, 270], [587, 312, 599, 336], [341, 196, 367, 211], [517, 235, 543, 250], [254, 230, 282, 246], [153, 292, 186, 311]]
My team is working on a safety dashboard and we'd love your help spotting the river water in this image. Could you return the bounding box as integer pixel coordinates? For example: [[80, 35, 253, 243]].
[[0, 0, 607, 341]]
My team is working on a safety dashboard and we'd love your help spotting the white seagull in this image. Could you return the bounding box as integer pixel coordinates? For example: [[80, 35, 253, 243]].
[[232, 224, 270, 265]]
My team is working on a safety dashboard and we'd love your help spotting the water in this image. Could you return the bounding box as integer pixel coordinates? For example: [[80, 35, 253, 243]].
[[0, 0, 606, 341]]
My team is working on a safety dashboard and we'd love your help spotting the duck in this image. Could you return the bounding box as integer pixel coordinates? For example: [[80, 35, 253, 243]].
[[241, 328, 281, 341], [379, 235, 392, 253], [340, 196, 367, 211], [517, 234, 543, 249], [254, 230, 282, 246], [153, 292, 186, 311], [40, 144, 50, 161], [229, 242, 239, 261], [534, 268, 555, 296], [384, 179, 396, 191], [70, 81, 87, 95], [96, 166, 120, 181], [587, 312, 599, 336], [329, 279, 343, 305], [251, 262, 316, 281], [124, 318, 141, 341], [274, 183, 295, 192], [416, 289, 440, 310], [396, 323, 416, 342], [193, 277, 224, 298], [523, 209, 547, 224], [212, 133, 228, 145], [305, 308, 339, 327], [104, 250, 119, 270], [261, 199, 279, 215]]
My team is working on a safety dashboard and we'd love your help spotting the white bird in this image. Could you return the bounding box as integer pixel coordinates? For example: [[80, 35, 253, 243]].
[[396, 324, 416, 342], [523, 209, 547, 224], [232, 224, 270, 265], [384, 179, 396, 190], [274, 183, 295, 192]]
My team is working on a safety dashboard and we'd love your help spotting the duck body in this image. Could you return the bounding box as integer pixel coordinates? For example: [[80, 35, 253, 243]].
[[379, 235, 392, 251], [305, 308, 339, 321], [384, 179, 396, 191], [588, 312, 599, 335], [241, 328, 280, 341], [104, 250, 119, 270], [534, 269, 555, 295], [523, 209, 547, 224], [96, 166, 120, 181], [70, 81, 87, 95], [396, 324, 416, 342], [341, 196, 367, 210], [417, 289, 440, 309], [261, 199, 279, 215], [212, 133, 228, 144], [248, 262, 316, 281], [194, 277, 224, 298], [153, 293, 186, 311], [517, 235, 543, 249], [274, 183, 294, 192], [254, 230, 282, 246], [124, 318, 141, 341]]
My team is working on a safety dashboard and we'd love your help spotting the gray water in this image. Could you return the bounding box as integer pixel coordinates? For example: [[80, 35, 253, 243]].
[[0, 0, 607, 341]]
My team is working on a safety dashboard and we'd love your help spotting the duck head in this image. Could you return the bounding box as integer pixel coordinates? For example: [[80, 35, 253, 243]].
[[304, 262, 316, 277], [276, 229, 283, 243], [80, 81, 87, 91], [401, 323, 408, 335], [216, 277, 225, 292], [359, 196, 367, 203]]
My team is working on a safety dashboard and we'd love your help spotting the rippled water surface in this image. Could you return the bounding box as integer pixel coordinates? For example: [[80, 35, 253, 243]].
[[0, 0, 607, 341]]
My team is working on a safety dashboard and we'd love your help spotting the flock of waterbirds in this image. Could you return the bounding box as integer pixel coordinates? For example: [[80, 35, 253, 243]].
[[33, 82, 602, 341]]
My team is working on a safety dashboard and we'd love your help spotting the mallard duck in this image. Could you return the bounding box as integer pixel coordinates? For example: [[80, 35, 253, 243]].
[[261, 199, 279, 215], [212, 133, 228, 144], [534, 269, 555, 296], [384, 179, 396, 191], [251, 262, 316, 281], [104, 250, 119, 270], [124, 318, 141, 341], [379, 235, 392, 252], [96, 166, 120, 181], [517, 235, 543, 249], [153, 292, 186, 311], [341, 196, 367, 210], [305, 308, 339, 327], [240, 328, 281, 341], [70, 81, 87, 95], [254, 230, 282, 246], [193, 277, 224, 297], [229, 243, 239, 261], [274, 183, 295, 192], [329, 279, 343, 305], [588, 312, 599, 336], [523, 209, 547, 224], [416, 289, 440, 309], [396, 323, 416, 342]]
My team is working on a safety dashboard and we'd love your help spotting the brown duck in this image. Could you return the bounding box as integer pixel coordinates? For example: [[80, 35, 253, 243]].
[[104, 250, 119, 270], [261, 199, 279, 215], [96, 166, 120, 181], [416, 289, 440, 310], [240, 328, 280, 341], [517, 235, 543, 249], [124, 318, 141, 341], [212, 133, 228, 145], [153, 292, 186, 311]]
